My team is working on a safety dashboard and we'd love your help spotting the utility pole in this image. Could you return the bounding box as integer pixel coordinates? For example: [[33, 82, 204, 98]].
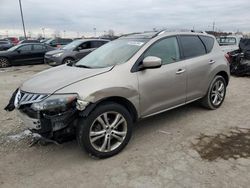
[[93, 27, 96, 37], [19, 0, 27, 39], [42, 28, 45, 38], [212, 21, 215, 32]]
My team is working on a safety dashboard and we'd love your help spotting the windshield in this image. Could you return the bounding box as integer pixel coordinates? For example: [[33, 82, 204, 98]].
[[218, 37, 237, 46], [7, 45, 21, 51], [62, 40, 82, 50], [75, 38, 148, 68]]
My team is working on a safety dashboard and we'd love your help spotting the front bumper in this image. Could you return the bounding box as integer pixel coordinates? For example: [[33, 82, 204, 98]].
[[44, 55, 61, 66], [17, 110, 41, 130]]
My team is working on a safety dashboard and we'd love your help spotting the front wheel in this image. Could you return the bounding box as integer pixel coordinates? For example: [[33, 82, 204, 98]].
[[0, 57, 10, 68], [77, 102, 133, 158], [201, 75, 227, 110]]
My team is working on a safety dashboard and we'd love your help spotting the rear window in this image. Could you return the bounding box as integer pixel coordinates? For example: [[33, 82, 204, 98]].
[[199, 36, 214, 53], [179, 35, 206, 59]]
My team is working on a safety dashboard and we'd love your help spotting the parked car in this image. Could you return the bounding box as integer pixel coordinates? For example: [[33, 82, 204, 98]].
[[44, 39, 109, 66], [45, 38, 73, 48], [5, 37, 19, 45], [0, 40, 13, 51], [0, 43, 54, 68], [18, 39, 40, 44], [217, 35, 243, 53], [5, 31, 230, 158]]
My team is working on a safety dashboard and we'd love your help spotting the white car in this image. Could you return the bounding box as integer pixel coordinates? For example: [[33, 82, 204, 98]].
[[217, 35, 243, 53]]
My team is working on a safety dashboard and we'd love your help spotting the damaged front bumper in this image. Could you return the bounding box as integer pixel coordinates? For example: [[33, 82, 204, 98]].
[[6, 90, 89, 141]]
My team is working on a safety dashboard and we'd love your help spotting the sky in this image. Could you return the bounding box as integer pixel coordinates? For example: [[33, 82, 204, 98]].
[[0, 0, 250, 38]]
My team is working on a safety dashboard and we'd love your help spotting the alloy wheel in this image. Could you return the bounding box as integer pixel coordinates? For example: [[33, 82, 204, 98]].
[[0, 58, 9, 68], [89, 111, 127, 152], [210, 80, 225, 106]]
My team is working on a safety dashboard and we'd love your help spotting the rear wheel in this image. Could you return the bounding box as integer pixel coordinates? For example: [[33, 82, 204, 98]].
[[201, 75, 226, 109], [77, 102, 133, 158], [0, 57, 10, 68]]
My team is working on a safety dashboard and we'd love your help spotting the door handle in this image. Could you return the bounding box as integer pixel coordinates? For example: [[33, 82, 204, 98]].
[[176, 69, 186, 74], [209, 60, 216, 64]]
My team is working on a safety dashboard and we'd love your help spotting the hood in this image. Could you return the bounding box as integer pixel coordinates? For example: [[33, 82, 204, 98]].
[[45, 49, 65, 55], [20, 65, 112, 94]]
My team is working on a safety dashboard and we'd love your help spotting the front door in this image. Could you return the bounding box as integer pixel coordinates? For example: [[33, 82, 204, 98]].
[[12, 44, 33, 65], [137, 36, 187, 117]]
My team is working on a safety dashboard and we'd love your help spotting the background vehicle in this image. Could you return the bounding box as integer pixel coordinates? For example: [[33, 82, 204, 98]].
[[5, 37, 19, 45], [45, 38, 73, 48], [217, 35, 242, 53], [0, 40, 13, 51], [18, 39, 40, 44], [230, 38, 250, 76], [44, 39, 109, 66], [6, 31, 230, 158], [0, 43, 55, 68]]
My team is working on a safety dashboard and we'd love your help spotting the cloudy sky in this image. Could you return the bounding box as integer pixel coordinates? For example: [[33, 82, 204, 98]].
[[0, 0, 250, 37]]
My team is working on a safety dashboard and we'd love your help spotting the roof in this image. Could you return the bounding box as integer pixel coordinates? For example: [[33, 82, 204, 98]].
[[120, 30, 211, 39]]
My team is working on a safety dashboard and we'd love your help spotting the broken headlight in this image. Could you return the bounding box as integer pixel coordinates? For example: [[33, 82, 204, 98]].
[[31, 94, 77, 111]]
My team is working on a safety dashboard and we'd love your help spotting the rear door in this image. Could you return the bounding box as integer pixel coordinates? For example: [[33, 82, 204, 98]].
[[178, 35, 214, 101], [137, 36, 187, 117], [31, 44, 47, 63]]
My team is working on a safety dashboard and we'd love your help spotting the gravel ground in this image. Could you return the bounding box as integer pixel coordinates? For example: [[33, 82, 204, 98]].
[[0, 65, 250, 188]]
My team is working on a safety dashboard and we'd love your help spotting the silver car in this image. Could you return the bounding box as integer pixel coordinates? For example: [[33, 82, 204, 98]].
[[7, 31, 230, 158], [44, 39, 109, 66]]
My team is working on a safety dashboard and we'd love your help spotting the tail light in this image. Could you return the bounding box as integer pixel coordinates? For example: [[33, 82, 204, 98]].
[[224, 53, 231, 64]]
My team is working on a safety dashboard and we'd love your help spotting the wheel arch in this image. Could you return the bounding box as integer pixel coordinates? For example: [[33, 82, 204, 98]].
[[79, 96, 138, 122], [216, 71, 229, 86]]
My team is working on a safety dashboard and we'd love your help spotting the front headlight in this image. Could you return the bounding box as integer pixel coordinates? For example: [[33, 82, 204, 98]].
[[31, 94, 77, 111], [52, 52, 63, 57]]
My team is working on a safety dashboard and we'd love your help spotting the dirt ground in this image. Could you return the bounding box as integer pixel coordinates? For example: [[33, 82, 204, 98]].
[[0, 65, 250, 188]]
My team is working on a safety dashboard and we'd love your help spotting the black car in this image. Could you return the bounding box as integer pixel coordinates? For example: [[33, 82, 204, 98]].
[[45, 38, 73, 48], [0, 43, 55, 68], [0, 40, 13, 51]]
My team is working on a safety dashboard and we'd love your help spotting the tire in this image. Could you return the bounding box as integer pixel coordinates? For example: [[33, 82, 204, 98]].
[[201, 75, 226, 110], [0, 57, 10, 68], [77, 102, 133, 158], [63, 57, 74, 64]]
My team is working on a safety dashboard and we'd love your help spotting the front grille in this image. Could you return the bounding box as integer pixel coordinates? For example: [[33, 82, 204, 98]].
[[18, 91, 48, 105]]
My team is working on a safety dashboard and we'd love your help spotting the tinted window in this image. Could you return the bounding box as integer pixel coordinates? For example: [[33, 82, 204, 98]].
[[80, 41, 91, 49], [18, 45, 32, 51], [91, 41, 106, 48], [199, 36, 214, 53], [180, 35, 206, 58], [144, 37, 180, 65], [33, 44, 45, 50]]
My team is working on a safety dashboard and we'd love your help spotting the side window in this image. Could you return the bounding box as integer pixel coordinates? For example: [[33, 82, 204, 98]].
[[90, 41, 103, 48], [144, 37, 180, 65], [79, 41, 91, 49], [199, 36, 214, 53], [18, 45, 32, 51], [179, 35, 206, 58], [33, 44, 45, 51]]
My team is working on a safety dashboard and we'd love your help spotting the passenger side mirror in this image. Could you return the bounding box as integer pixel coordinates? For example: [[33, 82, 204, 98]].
[[140, 56, 162, 70], [16, 49, 21, 53]]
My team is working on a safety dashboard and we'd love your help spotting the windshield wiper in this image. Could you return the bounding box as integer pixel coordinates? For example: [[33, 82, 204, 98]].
[[74, 64, 92, 68]]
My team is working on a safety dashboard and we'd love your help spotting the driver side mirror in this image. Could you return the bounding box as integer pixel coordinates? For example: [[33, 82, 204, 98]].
[[140, 56, 162, 70], [16, 49, 21, 53], [75, 46, 82, 51]]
